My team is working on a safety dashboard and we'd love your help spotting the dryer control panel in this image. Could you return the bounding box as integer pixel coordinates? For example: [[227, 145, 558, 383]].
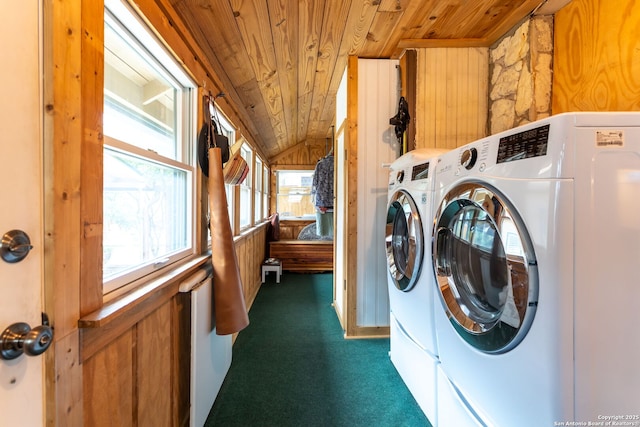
[[389, 161, 434, 192], [411, 161, 431, 181], [497, 124, 550, 163]]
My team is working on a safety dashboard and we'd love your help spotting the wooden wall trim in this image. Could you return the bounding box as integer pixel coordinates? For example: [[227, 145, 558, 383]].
[[44, 0, 103, 424], [399, 50, 417, 152], [271, 164, 315, 171], [345, 55, 359, 337], [79, 258, 208, 362], [344, 326, 391, 339], [79, 256, 209, 329], [81, 0, 105, 318], [398, 38, 490, 49]]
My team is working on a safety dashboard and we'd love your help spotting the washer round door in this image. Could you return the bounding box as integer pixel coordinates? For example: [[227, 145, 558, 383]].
[[432, 181, 538, 353], [386, 189, 424, 292]]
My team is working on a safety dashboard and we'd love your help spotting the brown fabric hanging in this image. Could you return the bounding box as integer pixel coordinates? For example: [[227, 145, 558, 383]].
[[208, 146, 249, 335]]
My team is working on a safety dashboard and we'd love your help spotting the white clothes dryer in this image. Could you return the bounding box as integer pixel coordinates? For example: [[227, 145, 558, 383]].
[[432, 112, 640, 427], [385, 148, 446, 422]]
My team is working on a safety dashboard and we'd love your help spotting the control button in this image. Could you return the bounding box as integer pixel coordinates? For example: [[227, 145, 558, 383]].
[[460, 147, 478, 170]]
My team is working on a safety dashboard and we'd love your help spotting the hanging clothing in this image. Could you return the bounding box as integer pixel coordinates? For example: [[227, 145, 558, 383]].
[[312, 155, 334, 210], [312, 155, 334, 238], [316, 210, 334, 237]]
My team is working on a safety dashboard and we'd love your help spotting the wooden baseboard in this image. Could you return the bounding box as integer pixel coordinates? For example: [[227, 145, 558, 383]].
[[344, 325, 390, 339]]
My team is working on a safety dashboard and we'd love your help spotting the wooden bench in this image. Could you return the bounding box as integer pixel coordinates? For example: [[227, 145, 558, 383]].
[[269, 240, 334, 272]]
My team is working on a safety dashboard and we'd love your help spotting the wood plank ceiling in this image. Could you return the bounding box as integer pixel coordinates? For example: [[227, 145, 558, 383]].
[[170, 0, 546, 160]]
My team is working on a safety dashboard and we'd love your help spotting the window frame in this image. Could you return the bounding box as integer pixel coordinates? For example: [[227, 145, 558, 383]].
[[274, 168, 316, 219], [263, 164, 270, 219], [238, 142, 253, 230], [102, 0, 197, 295], [254, 156, 264, 223], [207, 104, 236, 240]]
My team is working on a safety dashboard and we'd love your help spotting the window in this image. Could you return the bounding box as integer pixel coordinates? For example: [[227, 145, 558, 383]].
[[239, 143, 253, 228], [103, 0, 195, 294], [211, 108, 236, 236], [254, 157, 263, 222], [263, 164, 270, 219], [276, 170, 315, 218]]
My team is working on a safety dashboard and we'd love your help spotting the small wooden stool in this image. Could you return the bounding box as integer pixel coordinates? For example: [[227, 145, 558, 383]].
[[261, 258, 282, 283]]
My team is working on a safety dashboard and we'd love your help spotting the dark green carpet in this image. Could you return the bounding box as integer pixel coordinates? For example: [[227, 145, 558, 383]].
[[205, 272, 431, 427]]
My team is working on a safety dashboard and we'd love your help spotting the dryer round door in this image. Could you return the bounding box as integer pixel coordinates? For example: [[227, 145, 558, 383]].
[[386, 189, 424, 292], [432, 181, 538, 353]]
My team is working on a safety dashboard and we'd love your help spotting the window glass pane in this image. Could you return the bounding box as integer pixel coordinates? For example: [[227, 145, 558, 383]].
[[254, 158, 263, 222], [263, 165, 269, 217], [239, 144, 253, 228], [263, 166, 269, 193], [240, 145, 252, 189], [276, 170, 315, 218], [225, 183, 234, 232], [104, 16, 179, 159], [240, 186, 251, 227], [211, 109, 235, 234], [103, 148, 190, 280], [254, 192, 261, 222]]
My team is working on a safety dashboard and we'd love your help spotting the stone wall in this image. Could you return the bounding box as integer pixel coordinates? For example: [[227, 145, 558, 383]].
[[489, 16, 554, 134]]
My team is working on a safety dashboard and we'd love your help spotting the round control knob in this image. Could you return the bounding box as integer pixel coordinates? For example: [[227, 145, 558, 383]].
[[460, 147, 478, 170], [396, 170, 404, 183]]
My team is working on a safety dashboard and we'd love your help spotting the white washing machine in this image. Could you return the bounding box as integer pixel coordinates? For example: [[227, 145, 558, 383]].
[[385, 148, 447, 423], [431, 112, 640, 426]]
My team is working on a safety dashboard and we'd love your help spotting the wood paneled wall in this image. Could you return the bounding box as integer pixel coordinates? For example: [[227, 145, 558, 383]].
[[43, 0, 270, 424], [82, 295, 190, 427], [278, 219, 315, 240], [270, 141, 331, 166], [415, 47, 489, 149], [235, 225, 268, 303], [80, 223, 266, 426], [553, 0, 640, 112]]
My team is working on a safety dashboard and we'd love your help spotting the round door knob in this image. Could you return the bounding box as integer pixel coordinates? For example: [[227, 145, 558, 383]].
[[0, 317, 54, 360], [23, 325, 53, 356], [1, 229, 34, 263], [0, 322, 30, 360]]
